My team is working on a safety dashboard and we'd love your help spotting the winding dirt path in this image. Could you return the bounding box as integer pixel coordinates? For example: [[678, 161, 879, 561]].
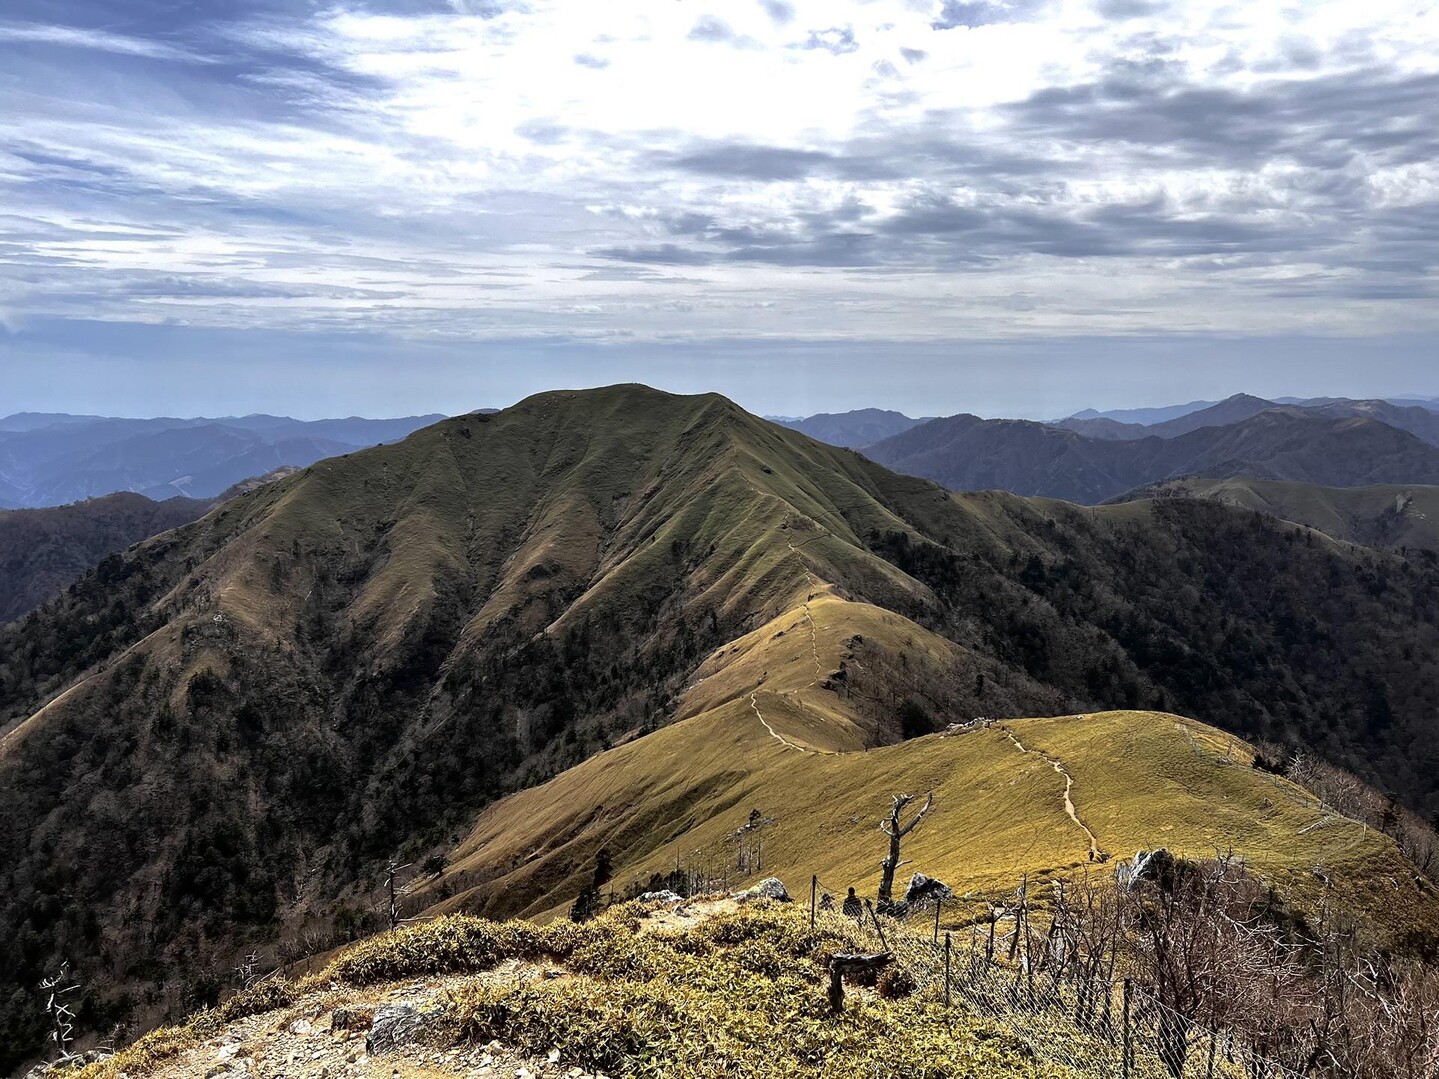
[[1000, 727, 1101, 860], [741, 528, 841, 756], [787, 538, 826, 690], [749, 690, 805, 753]]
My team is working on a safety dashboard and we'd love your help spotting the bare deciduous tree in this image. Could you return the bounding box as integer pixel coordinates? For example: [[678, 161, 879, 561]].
[[39, 963, 80, 1063], [877, 791, 933, 905]]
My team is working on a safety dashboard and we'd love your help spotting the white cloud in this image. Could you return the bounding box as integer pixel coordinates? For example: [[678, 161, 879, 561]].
[[0, 21, 211, 61], [1, 0, 1438, 348]]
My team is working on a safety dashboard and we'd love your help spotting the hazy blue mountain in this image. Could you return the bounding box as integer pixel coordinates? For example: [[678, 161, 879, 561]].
[[775, 408, 932, 448], [865, 407, 1439, 503], [0, 412, 447, 508], [1057, 394, 1277, 440], [1061, 399, 1219, 425]]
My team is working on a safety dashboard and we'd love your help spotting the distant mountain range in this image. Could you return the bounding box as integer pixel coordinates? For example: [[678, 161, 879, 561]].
[[0, 412, 448, 509], [1058, 394, 1439, 425], [1054, 395, 1439, 445], [768, 408, 933, 448], [760, 395, 1439, 504]]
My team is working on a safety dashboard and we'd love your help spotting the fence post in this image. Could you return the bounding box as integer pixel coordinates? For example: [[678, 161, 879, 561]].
[[1122, 978, 1133, 1079], [944, 931, 952, 1006], [933, 895, 941, 945], [1009, 874, 1027, 960], [864, 898, 889, 952], [811, 874, 818, 929]]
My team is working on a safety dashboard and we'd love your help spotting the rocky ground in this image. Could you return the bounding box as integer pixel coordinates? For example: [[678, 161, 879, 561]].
[[141, 962, 607, 1079]]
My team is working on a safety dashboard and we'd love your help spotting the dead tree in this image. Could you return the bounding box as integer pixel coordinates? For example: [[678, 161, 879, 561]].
[[386, 860, 412, 931], [39, 964, 80, 1062], [877, 791, 933, 904]]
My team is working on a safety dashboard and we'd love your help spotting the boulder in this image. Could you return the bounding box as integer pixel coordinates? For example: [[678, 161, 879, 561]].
[[1116, 849, 1175, 888], [366, 1003, 444, 1054], [737, 877, 791, 903], [903, 873, 952, 907], [635, 889, 683, 904]]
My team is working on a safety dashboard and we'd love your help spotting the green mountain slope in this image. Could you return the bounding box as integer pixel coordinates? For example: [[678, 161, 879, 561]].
[[1120, 476, 1439, 552], [0, 493, 210, 623], [3, 385, 1439, 1070]]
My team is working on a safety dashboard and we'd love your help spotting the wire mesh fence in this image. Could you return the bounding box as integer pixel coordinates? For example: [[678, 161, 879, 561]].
[[808, 871, 1320, 1079]]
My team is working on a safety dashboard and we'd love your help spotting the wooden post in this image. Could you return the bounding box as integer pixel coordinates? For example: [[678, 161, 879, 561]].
[[388, 866, 396, 930], [827, 952, 892, 1014], [933, 895, 941, 945], [811, 874, 818, 929], [864, 898, 889, 952], [1024, 900, 1035, 1007], [944, 931, 952, 1006], [1008, 874, 1026, 960], [1122, 978, 1133, 1079]]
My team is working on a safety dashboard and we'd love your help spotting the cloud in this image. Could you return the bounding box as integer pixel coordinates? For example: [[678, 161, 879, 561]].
[[687, 16, 755, 47], [1092, 0, 1166, 19], [3, 0, 1438, 367], [803, 27, 859, 55], [931, 0, 1048, 30], [1000, 65, 1439, 172], [593, 244, 717, 266], [668, 144, 860, 181], [0, 21, 212, 62], [759, 0, 796, 24]]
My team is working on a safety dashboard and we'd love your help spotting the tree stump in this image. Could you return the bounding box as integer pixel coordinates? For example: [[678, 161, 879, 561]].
[[828, 951, 892, 1013]]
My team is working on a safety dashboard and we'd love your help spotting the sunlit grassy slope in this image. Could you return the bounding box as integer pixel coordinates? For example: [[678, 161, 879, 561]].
[[83, 903, 1166, 1079], [169, 384, 937, 650], [422, 672, 1436, 941]]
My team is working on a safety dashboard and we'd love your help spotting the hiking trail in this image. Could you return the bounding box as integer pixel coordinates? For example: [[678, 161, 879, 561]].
[[1000, 727, 1101, 860]]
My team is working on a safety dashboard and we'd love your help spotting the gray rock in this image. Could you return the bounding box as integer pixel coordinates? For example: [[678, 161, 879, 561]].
[[366, 1004, 442, 1054], [635, 890, 683, 904], [1116, 848, 1174, 888], [737, 877, 791, 903], [903, 872, 952, 907]]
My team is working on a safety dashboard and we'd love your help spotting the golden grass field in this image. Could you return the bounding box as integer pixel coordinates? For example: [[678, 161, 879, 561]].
[[419, 588, 1437, 941]]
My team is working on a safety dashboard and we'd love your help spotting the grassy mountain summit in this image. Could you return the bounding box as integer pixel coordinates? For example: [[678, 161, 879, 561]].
[[3, 385, 1439, 1070]]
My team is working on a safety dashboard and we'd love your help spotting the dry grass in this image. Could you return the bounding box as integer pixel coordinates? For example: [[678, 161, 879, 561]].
[[419, 695, 1437, 942]]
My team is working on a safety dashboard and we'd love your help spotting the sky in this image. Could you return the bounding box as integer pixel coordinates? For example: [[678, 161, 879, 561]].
[[1, 0, 1437, 419]]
